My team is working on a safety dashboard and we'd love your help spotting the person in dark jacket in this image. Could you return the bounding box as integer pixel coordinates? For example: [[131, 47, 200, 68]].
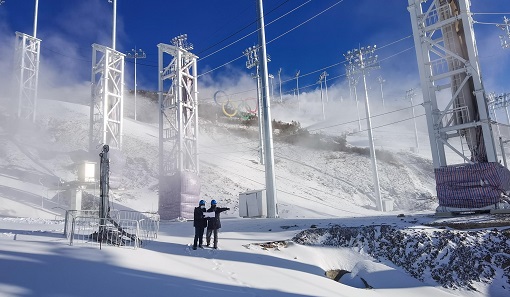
[[206, 199, 229, 249], [193, 200, 207, 250]]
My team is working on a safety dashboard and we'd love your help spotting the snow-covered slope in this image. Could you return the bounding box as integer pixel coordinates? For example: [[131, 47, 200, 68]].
[[1, 97, 508, 297]]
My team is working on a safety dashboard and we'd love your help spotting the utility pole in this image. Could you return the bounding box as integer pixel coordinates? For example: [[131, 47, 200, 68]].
[[243, 45, 267, 165], [497, 16, 510, 49], [278, 68, 283, 103], [406, 88, 419, 152], [323, 71, 329, 103], [346, 64, 361, 131], [269, 74, 274, 101], [256, 0, 278, 218], [345, 45, 383, 211], [318, 72, 327, 120], [378, 76, 385, 108], [295, 70, 301, 111], [126, 48, 146, 121]]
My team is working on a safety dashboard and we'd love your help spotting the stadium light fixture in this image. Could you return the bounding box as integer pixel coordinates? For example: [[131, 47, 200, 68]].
[[344, 45, 383, 211]]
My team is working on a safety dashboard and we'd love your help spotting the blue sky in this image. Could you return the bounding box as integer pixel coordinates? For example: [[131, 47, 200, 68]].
[[1, 0, 509, 98]]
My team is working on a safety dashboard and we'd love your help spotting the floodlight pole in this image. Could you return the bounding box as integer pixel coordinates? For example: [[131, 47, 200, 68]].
[[378, 76, 385, 108], [126, 48, 146, 121], [244, 46, 265, 165], [296, 70, 300, 111], [278, 68, 283, 103], [318, 72, 326, 120], [256, 0, 278, 218], [353, 79, 361, 131], [406, 88, 419, 152], [345, 46, 383, 211], [269, 74, 274, 101], [346, 65, 361, 131], [497, 16, 510, 49], [323, 71, 329, 103]]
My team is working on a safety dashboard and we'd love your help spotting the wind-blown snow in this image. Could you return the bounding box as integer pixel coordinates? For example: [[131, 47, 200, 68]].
[[0, 97, 508, 297]]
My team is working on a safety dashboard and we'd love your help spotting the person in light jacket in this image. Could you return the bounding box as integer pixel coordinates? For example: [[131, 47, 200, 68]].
[[206, 199, 229, 249]]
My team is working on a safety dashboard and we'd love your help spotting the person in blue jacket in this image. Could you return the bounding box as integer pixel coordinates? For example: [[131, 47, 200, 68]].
[[206, 199, 229, 249], [193, 200, 207, 250]]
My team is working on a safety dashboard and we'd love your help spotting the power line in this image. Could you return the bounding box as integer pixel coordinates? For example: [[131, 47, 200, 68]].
[[199, 0, 346, 77], [472, 12, 510, 15], [473, 20, 510, 26], [266, 0, 345, 45], [198, 0, 309, 62], [197, 0, 292, 56]]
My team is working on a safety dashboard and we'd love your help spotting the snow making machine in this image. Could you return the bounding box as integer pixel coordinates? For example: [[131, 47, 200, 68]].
[[408, 0, 510, 216]]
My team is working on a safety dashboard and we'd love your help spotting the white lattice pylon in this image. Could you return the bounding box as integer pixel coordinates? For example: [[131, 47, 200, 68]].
[[15, 32, 40, 122], [408, 0, 497, 167], [157, 39, 199, 176], [89, 44, 125, 151]]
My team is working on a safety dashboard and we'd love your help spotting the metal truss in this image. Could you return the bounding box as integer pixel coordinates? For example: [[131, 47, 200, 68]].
[[408, 0, 497, 167], [158, 36, 199, 176], [489, 92, 510, 110], [89, 44, 125, 151], [15, 32, 40, 122]]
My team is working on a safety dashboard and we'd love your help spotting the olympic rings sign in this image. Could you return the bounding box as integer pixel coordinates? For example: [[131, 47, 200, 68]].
[[214, 90, 258, 119]]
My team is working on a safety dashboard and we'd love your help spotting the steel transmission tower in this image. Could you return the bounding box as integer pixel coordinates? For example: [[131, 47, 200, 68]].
[[408, 0, 510, 214], [345, 46, 383, 211], [497, 16, 510, 49], [13, 0, 40, 122], [15, 32, 40, 122], [125, 48, 146, 121], [408, 0, 497, 168], [89, 0, 125, 151], [158, 34, 200, 220], [89, 44, 125, 151]]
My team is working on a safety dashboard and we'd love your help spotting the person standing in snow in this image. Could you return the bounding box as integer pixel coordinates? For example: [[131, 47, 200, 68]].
[[206, 199, 229, 249], [193, 200, 208, 250]]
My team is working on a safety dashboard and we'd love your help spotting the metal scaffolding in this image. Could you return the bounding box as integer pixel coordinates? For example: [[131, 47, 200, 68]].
[[14, 32, 40, 122], [89, 44, 125, 151]]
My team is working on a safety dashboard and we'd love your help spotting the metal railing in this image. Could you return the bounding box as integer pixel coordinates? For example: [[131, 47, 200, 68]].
[[65, 209, 159, 249]]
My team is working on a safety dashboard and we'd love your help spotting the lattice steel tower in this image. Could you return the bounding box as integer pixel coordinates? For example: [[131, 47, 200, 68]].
[[15, 32, 40, 122], [158, 34, 200, 220], [408, 0, 496, 167], [89, 44, 125, 151]]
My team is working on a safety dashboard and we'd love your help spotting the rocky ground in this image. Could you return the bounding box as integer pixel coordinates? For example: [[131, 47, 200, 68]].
[[292, 222, 510, 293]]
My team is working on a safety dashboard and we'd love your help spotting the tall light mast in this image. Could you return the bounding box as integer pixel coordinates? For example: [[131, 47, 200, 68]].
[[345, 46, 383, 211], [126, 48, 146, 121]]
